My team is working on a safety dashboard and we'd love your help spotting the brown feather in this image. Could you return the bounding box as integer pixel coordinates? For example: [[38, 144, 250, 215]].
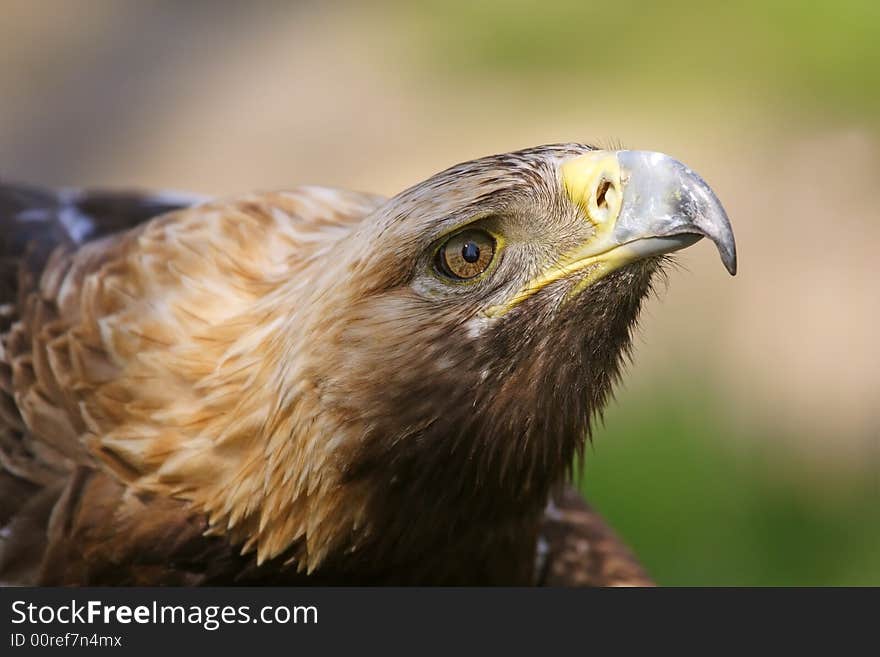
[[0, 146, 659, 585]]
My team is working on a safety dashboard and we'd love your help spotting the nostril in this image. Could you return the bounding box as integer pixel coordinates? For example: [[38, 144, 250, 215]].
[[596, 179, 611, 209]]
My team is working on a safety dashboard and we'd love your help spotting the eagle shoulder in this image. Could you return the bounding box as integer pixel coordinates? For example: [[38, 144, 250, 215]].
[[538, 486, 653, 586], [0, 185, 384, 580]]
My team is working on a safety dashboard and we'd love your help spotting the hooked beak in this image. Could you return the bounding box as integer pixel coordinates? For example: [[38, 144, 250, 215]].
[[610, 150, 736, 274], [485, 149, 736, 317]]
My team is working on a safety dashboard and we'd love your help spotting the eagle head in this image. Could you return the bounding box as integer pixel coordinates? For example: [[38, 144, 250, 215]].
[[281, 144, 736, 572]]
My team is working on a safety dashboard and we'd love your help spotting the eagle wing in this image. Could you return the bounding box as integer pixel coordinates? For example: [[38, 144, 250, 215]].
[[0, 185, 204, 478], [0, 185, 210, 583], [0, 183, 384, 583]]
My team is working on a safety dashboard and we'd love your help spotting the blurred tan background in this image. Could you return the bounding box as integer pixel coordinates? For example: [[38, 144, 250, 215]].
[[1, 0, 877, 584]]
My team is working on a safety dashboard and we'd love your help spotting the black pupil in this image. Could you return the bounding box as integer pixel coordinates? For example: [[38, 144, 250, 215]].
[[461, 241, 480, 263]]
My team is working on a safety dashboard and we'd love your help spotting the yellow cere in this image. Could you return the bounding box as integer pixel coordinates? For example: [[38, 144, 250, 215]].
[[483, 152, 628, 318], [561, 151, 623, 227]]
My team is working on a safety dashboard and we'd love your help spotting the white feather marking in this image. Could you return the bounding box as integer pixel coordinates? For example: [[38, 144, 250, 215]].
[[534, 535, 549, 580], [57, 205, 96, 243], [464, 315, 493, 339]]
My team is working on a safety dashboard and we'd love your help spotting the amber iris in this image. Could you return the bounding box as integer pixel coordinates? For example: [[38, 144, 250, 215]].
[[435, 229, 496, 280]]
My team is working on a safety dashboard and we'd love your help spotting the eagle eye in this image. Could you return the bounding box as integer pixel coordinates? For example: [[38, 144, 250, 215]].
[[434, 229, 496, 280]]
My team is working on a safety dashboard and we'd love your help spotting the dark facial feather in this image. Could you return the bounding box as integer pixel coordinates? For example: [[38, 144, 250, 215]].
[[327, 258, 661, 564]]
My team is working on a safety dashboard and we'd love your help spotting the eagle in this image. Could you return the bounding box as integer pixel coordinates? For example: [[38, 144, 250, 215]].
[[0, 144, 735, 586]]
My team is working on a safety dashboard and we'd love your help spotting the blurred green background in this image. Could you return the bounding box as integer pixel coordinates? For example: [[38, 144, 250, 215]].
[[1, 0, 877, 585]]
